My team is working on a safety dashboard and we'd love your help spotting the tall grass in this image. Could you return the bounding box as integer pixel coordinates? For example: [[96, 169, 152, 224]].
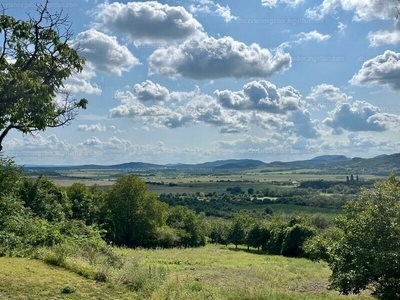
[[37, 241, 167, 297], [36, 243, 372, 299]]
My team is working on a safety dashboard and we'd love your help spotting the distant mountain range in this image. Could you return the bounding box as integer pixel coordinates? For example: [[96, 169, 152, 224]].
[[324, 153, 400, 175], [23, 153, 400, 175]]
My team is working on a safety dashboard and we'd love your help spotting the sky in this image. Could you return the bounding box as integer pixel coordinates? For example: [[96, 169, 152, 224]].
[[2, 0, 400, 165]]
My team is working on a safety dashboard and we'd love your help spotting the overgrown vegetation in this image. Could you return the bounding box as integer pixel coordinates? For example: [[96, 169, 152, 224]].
[[304, 174, 400, 299]]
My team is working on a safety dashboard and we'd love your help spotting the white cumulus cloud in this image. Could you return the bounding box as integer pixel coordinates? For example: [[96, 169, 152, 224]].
[[149, 36, 291, 80], [367, 21, 400, 47], [77, 124, 107, 132], [305, 0, 395, 21], [72, 29, 140, 76], [350, 51, 400, 91], [323, 101, 400, 134], [295, 30, 331, 43], [92, 1, 205, 44]]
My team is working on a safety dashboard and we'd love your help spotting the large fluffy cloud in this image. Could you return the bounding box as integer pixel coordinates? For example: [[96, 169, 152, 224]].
[[127, 80, 200, 104], [92, 1, 205, 44], [110, 91, 174, 119], [109, 90, 249, 132], [287, 109, 320, 138], [323, 101, 400, 134], [133, 80, 170, 102], [110, 81, 320, 138], [215, 80, 303, 113], [350, 51, 400, 91], [148, 36, 291, 79], [305, 0, 394, 21], [72, 29, 140, 76]]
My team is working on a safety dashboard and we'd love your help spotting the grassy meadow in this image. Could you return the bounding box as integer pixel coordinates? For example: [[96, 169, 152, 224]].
[[0, 244, 373, 299], [0, 257, 135, 299]]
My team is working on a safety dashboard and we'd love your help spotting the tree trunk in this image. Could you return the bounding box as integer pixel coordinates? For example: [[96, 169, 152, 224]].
[[0, 124, 14, 152]]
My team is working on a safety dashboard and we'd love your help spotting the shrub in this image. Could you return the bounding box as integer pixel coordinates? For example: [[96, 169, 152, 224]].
[[61, 285, 76, 294]]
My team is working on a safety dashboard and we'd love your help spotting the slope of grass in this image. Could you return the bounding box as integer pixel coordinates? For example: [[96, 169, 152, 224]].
[[0, 257, 135, 299], [115, 244, 372, 300], [0, 244, 373, 299]]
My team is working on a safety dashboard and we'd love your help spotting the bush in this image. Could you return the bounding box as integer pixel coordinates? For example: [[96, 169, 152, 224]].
[[61, 285, 76, 294]]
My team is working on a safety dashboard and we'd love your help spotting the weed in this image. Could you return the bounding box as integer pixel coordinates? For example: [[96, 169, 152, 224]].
[[61, 285, 76, 294]]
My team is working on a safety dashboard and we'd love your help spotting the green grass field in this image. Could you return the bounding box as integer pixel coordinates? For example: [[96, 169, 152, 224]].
[[0, 244, 373, 299], [0, 257, 135, 299]]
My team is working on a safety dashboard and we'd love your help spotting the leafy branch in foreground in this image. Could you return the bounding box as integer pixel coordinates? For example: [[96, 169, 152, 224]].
[[305, 174, 400, 299], [0, 0, 87, 151]]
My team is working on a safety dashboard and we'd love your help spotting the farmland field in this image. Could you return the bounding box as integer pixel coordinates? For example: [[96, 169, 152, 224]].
[[28, 167, 386, 195]]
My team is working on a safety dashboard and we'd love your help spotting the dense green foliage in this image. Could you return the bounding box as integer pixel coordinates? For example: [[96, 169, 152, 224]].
[[0, 154, 326, 260], [159, 186, 350, 219], [21, 176, 72, 222], [305, 174, 400, 299], [106, 174, 168, 247], [66, 183, 106, 226], [0, 157, 208, 255], [0, 1, 87, 151], [166, 206, 205, 247]]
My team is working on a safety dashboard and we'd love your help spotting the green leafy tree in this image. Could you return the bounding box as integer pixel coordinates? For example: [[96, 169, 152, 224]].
[[0, 155, 23, 197], [266, 216, 288, 255], [106, 174, 168, 247], [305, 174, 400, 299], [0, 0, 87, 151], [246, 222, 269, 251], [166, 206, 205, 247], [66, 183, 105, 225], [209, 220, 229, 245], [281, 224, 316, 257], [228, 215, 250, 249], [22, 175, 72, 222]]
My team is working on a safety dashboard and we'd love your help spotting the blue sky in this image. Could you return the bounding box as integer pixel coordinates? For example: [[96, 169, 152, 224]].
[[3, 0, 400, 165]]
